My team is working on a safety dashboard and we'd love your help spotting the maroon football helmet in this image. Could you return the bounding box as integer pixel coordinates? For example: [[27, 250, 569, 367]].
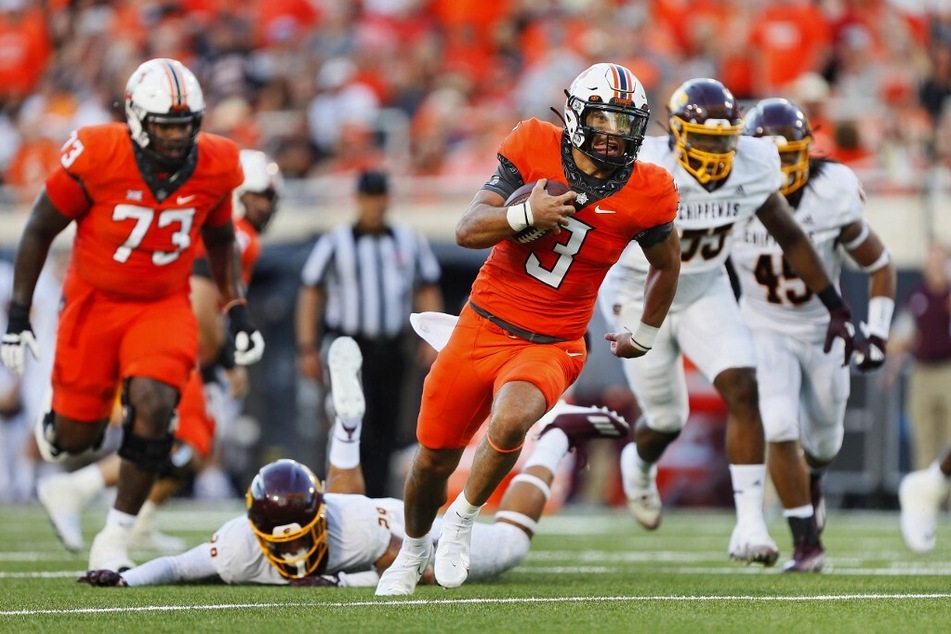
[[667, 78, 743, 185], [246, 459, 328, 579], [743, 98, 813, 195]]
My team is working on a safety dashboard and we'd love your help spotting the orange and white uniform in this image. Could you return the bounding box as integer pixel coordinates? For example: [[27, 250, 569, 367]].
[[44, 122, 242, 422], [417, 118, 678, 449]]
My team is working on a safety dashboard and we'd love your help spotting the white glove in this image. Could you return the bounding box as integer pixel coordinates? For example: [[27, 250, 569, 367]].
[[226, 302, 265, 365], [1, 302, 39, 376]]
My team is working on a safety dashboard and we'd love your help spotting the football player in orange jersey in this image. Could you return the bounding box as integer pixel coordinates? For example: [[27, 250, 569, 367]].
[[376, 63, 682, 596], [0, 58, 264, 572], [35, 149, 282, 558]]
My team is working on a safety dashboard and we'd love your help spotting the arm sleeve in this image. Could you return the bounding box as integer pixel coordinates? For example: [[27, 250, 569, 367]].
[[120, 544, 219, 587], [481, 158, 524, 200]]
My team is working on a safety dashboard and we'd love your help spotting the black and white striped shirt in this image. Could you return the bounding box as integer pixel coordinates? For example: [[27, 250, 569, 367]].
[[300, 225, 441, 340]]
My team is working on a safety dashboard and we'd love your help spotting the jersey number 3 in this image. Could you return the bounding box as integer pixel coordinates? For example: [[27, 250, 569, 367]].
[[524, 217, 593, 288], [112, 205, 195, 265]]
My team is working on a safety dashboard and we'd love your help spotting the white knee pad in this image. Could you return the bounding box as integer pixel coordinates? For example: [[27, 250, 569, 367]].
[[760, 411, 800, 443]]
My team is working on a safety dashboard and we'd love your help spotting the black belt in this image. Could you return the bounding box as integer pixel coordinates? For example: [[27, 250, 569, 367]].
[[468, 301, 568, 345]]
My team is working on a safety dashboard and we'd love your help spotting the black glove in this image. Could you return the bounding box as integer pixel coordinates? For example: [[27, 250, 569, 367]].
[[289, 574, 339, 587], [1, 301, 39, 376], [854, 328, 887, 372], [226, 301, 264, 365], [77, 569, 127, 587]]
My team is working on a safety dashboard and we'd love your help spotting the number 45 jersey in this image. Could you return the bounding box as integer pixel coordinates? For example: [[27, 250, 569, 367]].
[[732, 161, 863, 343], [44, 122, 242, 300], [609, 135, 782, 313]]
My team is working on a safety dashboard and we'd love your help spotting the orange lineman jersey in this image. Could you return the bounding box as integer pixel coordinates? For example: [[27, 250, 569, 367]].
[[468, 118, 679, 341], [44, 122, 243, 300], [233, 217, 261, 287]]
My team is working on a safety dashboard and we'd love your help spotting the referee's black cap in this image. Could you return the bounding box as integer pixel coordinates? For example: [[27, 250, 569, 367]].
[[357, 170, 389, 195]]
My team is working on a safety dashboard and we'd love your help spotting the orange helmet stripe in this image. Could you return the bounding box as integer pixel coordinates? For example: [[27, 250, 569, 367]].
[[161, 60, 187, 109]]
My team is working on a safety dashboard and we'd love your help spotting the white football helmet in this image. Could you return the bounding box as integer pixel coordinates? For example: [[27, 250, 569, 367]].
[[233, 149, 283, 232], [125, 58, 205, 168], [563, 63, 650, 169]]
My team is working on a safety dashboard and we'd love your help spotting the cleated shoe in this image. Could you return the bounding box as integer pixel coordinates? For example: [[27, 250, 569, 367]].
[[537, 401, 630, 459], [782, 539, 826, 573], [88, 524, 135, 572], [434, 510, 475, 589], [728, 521, 780, 566], [620, 443, 662, 530], [375, 541, 433, 596], [899, 469, 949, 555], [36, 473, 89, 552], [328, 336, 365, 432]]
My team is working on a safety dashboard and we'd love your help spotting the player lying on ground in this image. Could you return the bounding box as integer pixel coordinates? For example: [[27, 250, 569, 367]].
[[78, 335, 628, 587]]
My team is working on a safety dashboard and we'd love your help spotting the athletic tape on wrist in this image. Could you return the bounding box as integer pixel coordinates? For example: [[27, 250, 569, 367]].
[[866, 296, 895, 339], [629, 321, 659, 351], [506, 200, 534, 232]]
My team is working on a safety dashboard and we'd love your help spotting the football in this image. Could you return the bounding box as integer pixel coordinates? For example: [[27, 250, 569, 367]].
[[504, 180, 572, 244]]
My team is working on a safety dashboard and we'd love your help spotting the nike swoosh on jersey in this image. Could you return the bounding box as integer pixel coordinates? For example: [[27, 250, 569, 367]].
[[566, 351, 584, 357], [176, 194, 196, 204], [594, 205, 616, 214]]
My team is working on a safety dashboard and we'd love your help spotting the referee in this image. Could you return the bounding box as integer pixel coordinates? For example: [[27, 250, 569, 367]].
[[296, 170, 443, 497]]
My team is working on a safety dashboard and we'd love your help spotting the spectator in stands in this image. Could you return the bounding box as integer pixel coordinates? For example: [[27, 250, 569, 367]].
[[885, 242, 951, 471]]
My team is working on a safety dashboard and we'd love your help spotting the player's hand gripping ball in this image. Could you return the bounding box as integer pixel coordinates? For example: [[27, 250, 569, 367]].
[[505, 180, 573, 244]]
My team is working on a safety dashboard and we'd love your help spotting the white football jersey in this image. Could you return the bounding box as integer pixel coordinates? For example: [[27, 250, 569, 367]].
[[732, 161, 863, 342], [210, 495, 427, 585], [608, 135, 783, 311]]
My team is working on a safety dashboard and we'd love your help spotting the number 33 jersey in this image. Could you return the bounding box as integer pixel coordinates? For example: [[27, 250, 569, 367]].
[[610, 135, 782, 312], [44, 122, 243, 300], [732, 161, 863, 342]]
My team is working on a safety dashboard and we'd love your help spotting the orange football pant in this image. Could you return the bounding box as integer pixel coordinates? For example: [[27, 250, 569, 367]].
[[416, 304, 586, 450]]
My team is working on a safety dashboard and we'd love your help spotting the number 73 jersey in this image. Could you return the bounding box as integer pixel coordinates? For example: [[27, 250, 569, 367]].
[[613, 135, 783, 312], [44, 122, 242, 300]]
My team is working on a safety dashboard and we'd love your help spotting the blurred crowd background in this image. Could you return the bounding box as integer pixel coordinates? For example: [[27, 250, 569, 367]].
[[1, 0, 951, 512], [1, 0, 949, 205]]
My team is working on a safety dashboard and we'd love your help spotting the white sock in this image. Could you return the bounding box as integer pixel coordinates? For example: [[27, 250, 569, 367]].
[[447, 491, 483, 524], [729, 463, 767, 524], [329, 419, 361, 469], [402, 534, 431, 556], [105, 507, 137, 532], [782, 504, 814, 519], [134, 500, 158, 531], [620, 442, 655, 492], [522, 428, 569, 474]]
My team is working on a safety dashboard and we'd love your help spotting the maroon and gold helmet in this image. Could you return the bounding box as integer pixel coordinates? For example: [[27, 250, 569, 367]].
[[667, 78, 743, 185], [743, 98, 813, 195], [246, 459, 328, 579]]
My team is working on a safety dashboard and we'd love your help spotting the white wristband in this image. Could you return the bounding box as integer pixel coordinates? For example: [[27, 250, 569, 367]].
[[866, 296, 895, 339], [506, 200, 534, 232], [629, 321, 659, 352]]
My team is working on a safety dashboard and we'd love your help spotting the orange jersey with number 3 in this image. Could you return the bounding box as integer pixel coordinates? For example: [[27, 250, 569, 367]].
[[468, 118, 678, 340], [44, 123, 242, 300]]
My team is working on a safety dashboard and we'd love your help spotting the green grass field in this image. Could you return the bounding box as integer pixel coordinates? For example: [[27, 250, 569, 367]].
[[1, 500, 948, 633]]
